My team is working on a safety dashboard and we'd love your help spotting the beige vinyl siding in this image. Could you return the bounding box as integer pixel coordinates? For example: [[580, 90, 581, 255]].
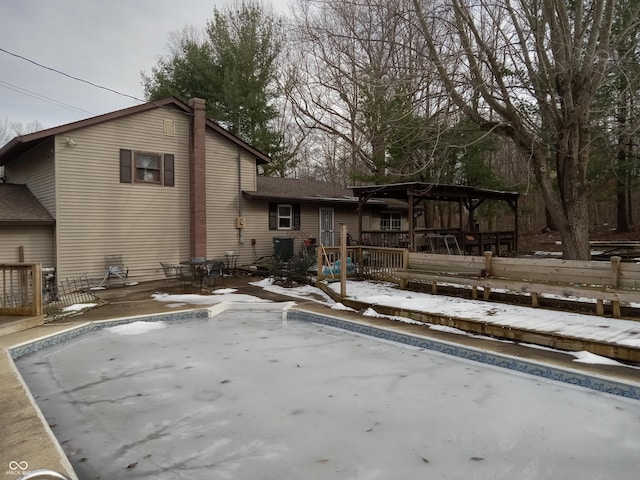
[[238, 195, 273, 264], [239, 200, 365, 264], [6, 138, 56, 215], [204, 134, 260, 265], [0, 226, 54, 265], [54, 108, 191, 282]]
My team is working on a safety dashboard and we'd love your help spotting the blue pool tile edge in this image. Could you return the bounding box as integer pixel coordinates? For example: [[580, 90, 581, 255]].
[[287, 309, 640, 401], [9, 309, 209, 360], [8, 306, 639, 401]]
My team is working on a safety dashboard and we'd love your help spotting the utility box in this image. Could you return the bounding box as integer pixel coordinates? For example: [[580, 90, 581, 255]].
[[273, 237, 294, 260]]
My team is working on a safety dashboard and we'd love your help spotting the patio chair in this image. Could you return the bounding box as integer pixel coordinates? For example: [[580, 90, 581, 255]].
[[176, 265, 194, 291], [101, 255, 129, 286], [204, 261, 226, 289], [160, 262, 181, 289]]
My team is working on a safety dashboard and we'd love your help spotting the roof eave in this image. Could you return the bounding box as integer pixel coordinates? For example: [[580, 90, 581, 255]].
[[243, 191, 386, 206], [0, 220, 55, 226]]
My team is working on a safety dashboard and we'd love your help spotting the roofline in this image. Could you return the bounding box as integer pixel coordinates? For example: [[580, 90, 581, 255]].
[[243, 191, 387, 206], [0, 97, 272, 164], [0, 220, 55, 226], [350, 182, 520, 201]]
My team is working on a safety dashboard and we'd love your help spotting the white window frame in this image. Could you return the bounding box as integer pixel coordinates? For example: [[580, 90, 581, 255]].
[[278, 204, 293, 229], [380, 212, 401, 231]]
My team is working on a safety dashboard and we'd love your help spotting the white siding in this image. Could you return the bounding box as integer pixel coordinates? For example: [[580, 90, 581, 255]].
[[54, 108, 191, 282], [0, 226, 55, 265]]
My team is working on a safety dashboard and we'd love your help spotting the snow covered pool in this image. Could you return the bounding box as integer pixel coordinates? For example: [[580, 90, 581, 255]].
[[16, 307, 640, 479]]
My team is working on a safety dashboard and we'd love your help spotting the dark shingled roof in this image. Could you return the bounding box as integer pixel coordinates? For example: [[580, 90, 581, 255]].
[[245, 176, 386, 206], [0, 184, 55, 225]]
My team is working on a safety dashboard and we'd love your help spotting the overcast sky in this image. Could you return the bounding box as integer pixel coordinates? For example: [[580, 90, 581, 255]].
[[0, 0, 290, 133]]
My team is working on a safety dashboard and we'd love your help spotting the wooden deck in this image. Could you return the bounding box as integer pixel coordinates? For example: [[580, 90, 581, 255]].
[[590, 241, 640, 259]]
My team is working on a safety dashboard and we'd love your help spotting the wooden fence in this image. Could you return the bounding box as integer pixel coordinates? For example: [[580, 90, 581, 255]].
[[315, 247, 640, 317], [0, 263, 42, 316], [405, 252, 640, 290]]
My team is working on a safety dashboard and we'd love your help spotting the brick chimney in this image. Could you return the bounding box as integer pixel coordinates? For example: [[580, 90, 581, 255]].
[[189, 98, 207, 258]]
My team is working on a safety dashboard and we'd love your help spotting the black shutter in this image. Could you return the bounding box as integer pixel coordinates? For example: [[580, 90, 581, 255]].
[[269, 203, 277, 230], [119, 149, 132, 183], [293, 204, 301, 230], [164, 153, 174, 186]]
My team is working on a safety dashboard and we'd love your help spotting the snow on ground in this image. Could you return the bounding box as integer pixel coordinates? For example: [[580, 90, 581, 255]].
[[145, 275, 639, 348], [105, 320, 166, 335], [143, 277, 640, 367], [151, 292, 271, 305], [63, 303, 98, 313], [322, 279, 640, 350]]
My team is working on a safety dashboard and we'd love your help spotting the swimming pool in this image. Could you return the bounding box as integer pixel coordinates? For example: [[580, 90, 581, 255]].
[[15, 305, 640, 479]]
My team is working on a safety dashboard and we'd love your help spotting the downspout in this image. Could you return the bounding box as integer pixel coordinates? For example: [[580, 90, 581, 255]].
[[237, 145, 243, 245]]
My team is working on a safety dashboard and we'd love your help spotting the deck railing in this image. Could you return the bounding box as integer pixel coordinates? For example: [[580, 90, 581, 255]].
[[360, 229, 516, 255], [0, 263, 42, 316], [317, 246, 407, 282]]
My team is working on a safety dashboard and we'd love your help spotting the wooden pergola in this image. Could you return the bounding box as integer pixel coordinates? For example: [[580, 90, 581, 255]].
[[351, 182, 520, 254]]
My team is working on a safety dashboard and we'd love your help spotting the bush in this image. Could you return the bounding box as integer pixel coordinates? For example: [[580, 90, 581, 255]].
[[43, 303, 65, 322]]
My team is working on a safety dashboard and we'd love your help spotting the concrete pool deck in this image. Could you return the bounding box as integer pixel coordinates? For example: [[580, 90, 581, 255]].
[[1, 276, 639, 478]]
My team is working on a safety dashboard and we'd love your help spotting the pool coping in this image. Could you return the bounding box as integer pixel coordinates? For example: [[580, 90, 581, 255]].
[[3, 300, 640, 479], [287, 306, 640, 400], [2, 302, 296, 480]]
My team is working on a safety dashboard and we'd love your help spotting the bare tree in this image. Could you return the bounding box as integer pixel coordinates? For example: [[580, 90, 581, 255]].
[[410, 0, 640, 259], [1, 117, 42, 148], [288, 0, 459, 185]]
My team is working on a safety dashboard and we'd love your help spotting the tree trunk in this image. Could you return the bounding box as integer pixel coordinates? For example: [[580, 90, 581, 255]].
[[616, 180, 630, 232], [530, 128, 592, 260], [544, 206, 557, 231], [556, 201, 591, 260]]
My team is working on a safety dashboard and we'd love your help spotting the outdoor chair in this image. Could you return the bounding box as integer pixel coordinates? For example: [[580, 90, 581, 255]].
[[204, 261, 226, 289], [160, 262, 181, 289], [177, 265, 194, 291], [100, 255, 129, 286]]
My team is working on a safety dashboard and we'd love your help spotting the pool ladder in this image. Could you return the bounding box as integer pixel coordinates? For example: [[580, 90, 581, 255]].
[[17, 470, 72, 480]]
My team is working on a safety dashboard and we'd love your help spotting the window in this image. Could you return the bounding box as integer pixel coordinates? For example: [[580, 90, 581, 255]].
[[278, 204, 293, 229], [380, 212, 401, 231], [135, 152, 161, 183], [119, 149, 174, 186], [269, 203, 300, 230]]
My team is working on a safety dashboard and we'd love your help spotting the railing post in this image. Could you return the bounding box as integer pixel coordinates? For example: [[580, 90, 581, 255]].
[[340, 225, 347, 297], [317, 244, 324, 281], [610, 256, 621, 289], [483, 251, 493, 276], [32, 263, 43, 316]]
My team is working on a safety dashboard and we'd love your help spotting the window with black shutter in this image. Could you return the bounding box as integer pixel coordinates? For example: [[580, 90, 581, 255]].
[[164, 154, 174, 186], [269, 203, 301, 230], [119, 149, 175, 186], [119, 149, 132, 183]]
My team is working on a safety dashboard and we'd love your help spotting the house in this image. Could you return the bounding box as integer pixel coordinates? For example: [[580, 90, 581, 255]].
[[0, 97, 273, 283], [0, 97, 402, 285], [242, 176, 392, 253]]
